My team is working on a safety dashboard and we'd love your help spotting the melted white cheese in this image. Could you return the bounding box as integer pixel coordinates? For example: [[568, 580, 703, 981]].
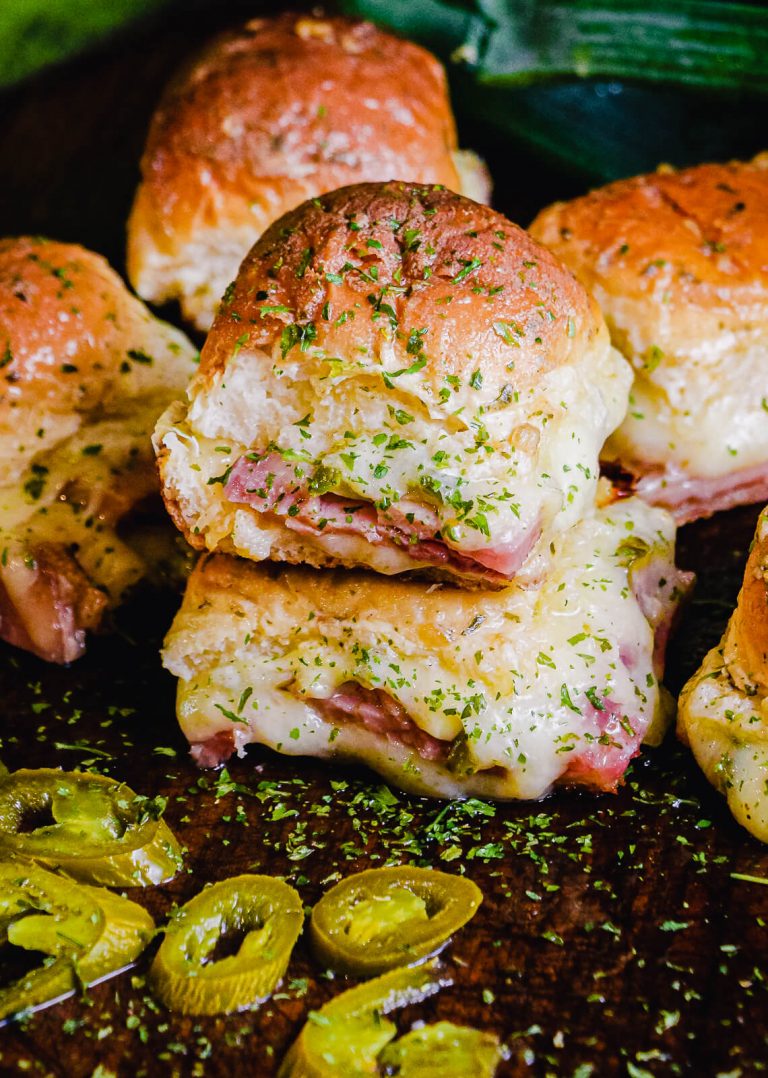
[[158, 338, 631, 574], [164, 498, 678, 799]]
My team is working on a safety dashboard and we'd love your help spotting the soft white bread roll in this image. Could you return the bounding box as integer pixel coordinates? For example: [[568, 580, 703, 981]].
[[127, 13, 490, 331], [530, 154, 768, 524], [163, 496, 691, 799], [679, 506, 768, 841], [0, 237, 197, 664], [155, 181, 632, 587]]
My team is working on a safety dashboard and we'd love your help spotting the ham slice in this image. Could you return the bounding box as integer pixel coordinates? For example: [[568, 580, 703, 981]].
[[311, 682, 449, 762], [562, 697, 641, 792], [224, 451, 539, 582], [629, 557, 694, 677], [190, 729, 237, 769], [633, 461, 768, 525], [0, 542, 107, 664]]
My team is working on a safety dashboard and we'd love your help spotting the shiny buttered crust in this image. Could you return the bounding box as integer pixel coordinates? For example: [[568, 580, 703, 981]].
[[155, 182, 631, 584], [678, 507, 768, 841], [1, 236, 194, 475], [163, 498, 684, 800], [530, 154, 768, 499], [128, 13, 490, 330], [0, 237, 197, 661]]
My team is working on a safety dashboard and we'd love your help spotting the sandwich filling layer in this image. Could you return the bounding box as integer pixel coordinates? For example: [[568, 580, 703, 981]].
[[163, 497, 690, 799], [157, 332, 630, 585]]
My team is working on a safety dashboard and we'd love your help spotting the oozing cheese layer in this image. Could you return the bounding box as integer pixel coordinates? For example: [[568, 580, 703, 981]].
[[156, 334, 631, 581], [1, 398, 179, 603], [604, 320, 768, 481], [163, 497, 683, 799]]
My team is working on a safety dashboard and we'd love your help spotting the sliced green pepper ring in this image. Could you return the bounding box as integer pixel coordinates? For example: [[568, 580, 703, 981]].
[[309, 866, 482, 976], [150, 874, 303, 1015], [379, 1021, 503, 1077], [0, 768, 183, 887], [0, 858, 154, 1024], [279, 960, 451, 1078]]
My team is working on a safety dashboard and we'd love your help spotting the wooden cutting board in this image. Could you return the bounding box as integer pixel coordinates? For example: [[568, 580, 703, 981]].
[[1, 8, 767, 1075]]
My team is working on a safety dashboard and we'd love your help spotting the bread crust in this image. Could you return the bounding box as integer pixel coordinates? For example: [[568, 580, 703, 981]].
[[0, 236, 179, 421], [186, 551, 509, 641], [200, 180, 603, 398], [530, 154, 768, 362], [127, 13, 472, 322], [677, 503, 768, 841], [723, 507, 768, 696], [0, 236, 197, 663], [531, 155, 768, 508]]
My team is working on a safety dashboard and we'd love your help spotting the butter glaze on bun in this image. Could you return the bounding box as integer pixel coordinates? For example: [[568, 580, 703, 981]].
[[155, 181, 631, 586], [530, 154, 768, 523], [163, 497, 688, 799], [128, 13, 490, 330], [679, 506, 768, 841], [0, 237, 196, 663]]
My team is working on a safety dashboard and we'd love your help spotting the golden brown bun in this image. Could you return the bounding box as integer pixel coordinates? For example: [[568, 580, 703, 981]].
[[0, 237, 184, 426], [530, 155, 768, 342], [186, 551, 497, 641], [530, 155, 768, 517], [0, 237, 196, 663], [723, 507, 768, 696], [128, 13, 489, 330], [201, 180, 602, 396], [155, 181, 629, 583]]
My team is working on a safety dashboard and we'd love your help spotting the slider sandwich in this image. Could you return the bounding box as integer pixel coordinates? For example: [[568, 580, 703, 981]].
[[163, 496, 689, 798], [128, 13, 489, 331], [0, 238, 196, 663], [155, 181, 632, 586], [531, 154, 768, 523], [679, 506, 768, 841]]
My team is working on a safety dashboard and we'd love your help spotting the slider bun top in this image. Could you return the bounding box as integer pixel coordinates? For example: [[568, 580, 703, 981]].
[[530, 155, 768, 351], [128, 13, 486, 330], [1, 236, 194, 483], [200, 180, 604, 398]]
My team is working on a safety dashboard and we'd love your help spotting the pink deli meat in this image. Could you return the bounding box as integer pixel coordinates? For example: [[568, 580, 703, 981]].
[[635, 460, 768, 525], [224, 451, 539, 581]]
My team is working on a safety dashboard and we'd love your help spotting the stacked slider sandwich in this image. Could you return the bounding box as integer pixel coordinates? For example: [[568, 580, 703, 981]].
[[157, 180, 691, 799]]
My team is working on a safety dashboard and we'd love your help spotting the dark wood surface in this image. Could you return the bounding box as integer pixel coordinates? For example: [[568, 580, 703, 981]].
[[1, 8, 768, 1077]]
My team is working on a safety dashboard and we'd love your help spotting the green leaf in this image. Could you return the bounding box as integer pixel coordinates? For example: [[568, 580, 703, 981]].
[[0, 0, 176, 89]]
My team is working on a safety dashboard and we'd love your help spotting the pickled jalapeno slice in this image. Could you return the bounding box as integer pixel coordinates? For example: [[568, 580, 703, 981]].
[[150, 873, 303, 1015], [0, 768, 183, 887], [279, 960, 450, 1077], [378, 1021, 503, 1076], [310, 866, 482, 976], [0, 859, 154, 1023]]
